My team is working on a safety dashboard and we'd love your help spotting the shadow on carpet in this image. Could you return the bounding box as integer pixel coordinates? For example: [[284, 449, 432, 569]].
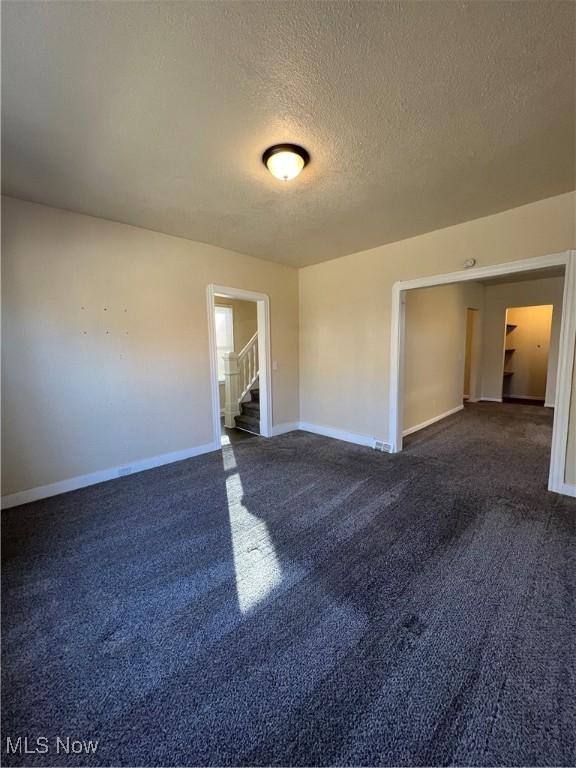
[[2, 403, 575, 766]]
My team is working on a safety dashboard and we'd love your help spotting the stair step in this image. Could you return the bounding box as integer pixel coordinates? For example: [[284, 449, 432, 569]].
[[234, 414, 260, 433], [241, 401, 260, 417], [250, 388, 259, 403], [235, 412, 259, 428]]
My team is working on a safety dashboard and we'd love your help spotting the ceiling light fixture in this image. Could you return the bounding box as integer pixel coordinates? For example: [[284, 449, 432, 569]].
[[262, 143, 310, 181]]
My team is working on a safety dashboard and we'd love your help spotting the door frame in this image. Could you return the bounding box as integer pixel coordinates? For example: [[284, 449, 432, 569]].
[[388, 250, 575, 495], [463, 306, 481, 402], [206, 284, 273, 445]]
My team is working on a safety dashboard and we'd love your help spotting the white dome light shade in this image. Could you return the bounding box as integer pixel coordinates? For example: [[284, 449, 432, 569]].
[[266, 150, 304, 181], [262, 144, 310, 181]]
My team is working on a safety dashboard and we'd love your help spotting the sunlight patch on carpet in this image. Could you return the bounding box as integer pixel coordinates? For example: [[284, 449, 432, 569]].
[[225, 468, 282, 613]]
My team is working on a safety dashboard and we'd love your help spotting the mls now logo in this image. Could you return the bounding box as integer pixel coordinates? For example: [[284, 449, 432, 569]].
[[5, 736, 99, 755]]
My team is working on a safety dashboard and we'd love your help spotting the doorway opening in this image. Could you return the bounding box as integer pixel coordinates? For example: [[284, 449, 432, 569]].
[[389, 251, 575, 495], [501, 305, 553, 407], [207, 285, 272, 448]]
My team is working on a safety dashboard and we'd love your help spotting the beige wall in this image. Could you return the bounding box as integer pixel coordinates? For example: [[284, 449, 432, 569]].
[[215, 297, 257, 353], [401, 277, 563, 431], [1, 197, 299, 496], [299, 191, 575, 482], [503, 305, 553, 400], [403, 282, 484, 431], [3, 192, 575, 496], [480, 277, 564, 404], [215, 298, 257, 410]]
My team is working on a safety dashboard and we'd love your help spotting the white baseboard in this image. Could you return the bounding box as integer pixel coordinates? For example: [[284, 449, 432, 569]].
[[273, 420, 392, 452], [1, 441, 220, 510], [480, 397, 503, 403], [271, 421, 300, 436], [373, 440, 393, 453], [1, 419, 384, 509], [4, 422, 574, 509], [299, 421, 378, 449], [555, 482, 576, 498], [1, 421, 390, 509], [403, 405, 464, 437], [544, 401, 555, 409]]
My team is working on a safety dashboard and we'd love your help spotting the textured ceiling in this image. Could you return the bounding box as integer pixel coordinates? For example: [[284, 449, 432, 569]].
[[2, 1, 575, 267]]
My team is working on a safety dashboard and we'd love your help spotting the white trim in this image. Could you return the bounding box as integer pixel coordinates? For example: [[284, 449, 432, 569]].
[[1, 441, 219, 510], [402, 405, 464, 437], [388, 251, 575, 497], [480, 397, 503, 402], [206, 284, 273, 446], [500, 307, 510, 400], [394, 251, 570, 292], [388, 284, 405, 452], [556, 483, 576, 499], [273, 420, 392, 451], [299, 421, 376, 448], [544, 401, 555, 409], [271, 421, 300, 436], [548, 252, 576, 493], [0, 420, 397, 509]]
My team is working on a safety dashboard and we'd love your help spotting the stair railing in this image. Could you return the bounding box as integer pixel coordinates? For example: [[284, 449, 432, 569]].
[[222, 332, 259, 428]]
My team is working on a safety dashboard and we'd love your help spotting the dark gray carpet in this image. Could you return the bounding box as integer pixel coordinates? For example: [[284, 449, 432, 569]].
[[2, 403, 575, 766]]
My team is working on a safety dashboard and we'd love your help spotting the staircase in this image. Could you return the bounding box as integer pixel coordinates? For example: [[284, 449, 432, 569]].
[[222, 331, 260, 434], [234, 386, 260, 434]]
